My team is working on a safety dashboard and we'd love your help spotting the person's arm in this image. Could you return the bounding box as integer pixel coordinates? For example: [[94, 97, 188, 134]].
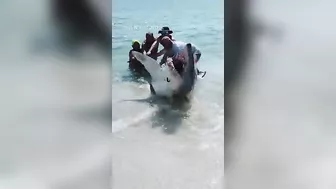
[[128, 50, 133, 63], [169, 35, 175, 41], [141, 41, 147, 54], [147, 41, 158, 55], [156, 49, 166, 57], [141, 43, 145, 54], [194, 50, 201, 63], [147, 36, 162, 55], [160, 53, 168, 65], [149, 49, 166, 60], [191, 44, 201, 62], [191, 46, 205, 75]]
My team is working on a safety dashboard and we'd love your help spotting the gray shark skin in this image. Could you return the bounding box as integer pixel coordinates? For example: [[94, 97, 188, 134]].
[[132, 49, 197, 100], [174, 43, 197, 98]]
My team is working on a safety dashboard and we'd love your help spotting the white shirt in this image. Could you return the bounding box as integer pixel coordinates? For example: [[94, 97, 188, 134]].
[[171, 41, 201, 63]]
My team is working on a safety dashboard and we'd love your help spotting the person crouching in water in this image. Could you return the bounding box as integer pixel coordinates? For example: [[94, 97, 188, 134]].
[[128, 40, 149, 76], [159, 36, 205, 76]]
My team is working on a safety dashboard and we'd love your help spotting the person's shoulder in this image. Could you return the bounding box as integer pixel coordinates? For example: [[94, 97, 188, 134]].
[[174, 41, 187, 46]]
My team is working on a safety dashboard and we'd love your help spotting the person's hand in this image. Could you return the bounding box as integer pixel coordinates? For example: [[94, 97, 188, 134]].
[[167, 58, 173, 64]]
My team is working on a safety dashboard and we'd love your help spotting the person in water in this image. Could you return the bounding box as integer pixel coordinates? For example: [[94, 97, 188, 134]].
[[141, 32, 158, 60], [158, 26, 175, 40], [146, 27, 175, 58], [159, 36, 205, 76], [128, 40, 146, 72]]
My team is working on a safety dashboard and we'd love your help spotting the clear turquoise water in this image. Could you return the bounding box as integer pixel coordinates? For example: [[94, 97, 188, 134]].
[[112, 0, 224, 188]]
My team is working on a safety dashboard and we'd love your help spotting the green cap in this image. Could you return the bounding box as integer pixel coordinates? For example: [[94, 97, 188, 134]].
[[132, 40, 140, 46]]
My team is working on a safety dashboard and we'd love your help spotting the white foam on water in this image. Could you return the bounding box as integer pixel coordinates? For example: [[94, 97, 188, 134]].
[[112, 109, 155, 133]]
